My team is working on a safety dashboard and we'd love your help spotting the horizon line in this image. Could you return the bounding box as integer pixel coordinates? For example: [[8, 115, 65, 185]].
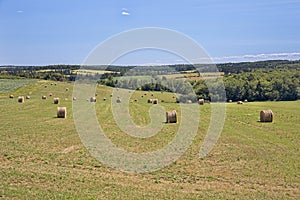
[[1, 52, 300, 66]]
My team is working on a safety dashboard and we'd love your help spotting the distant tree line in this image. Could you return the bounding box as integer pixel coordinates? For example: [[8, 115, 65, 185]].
[[192, 68, 299, 101], [217, 60, 300, 74], [0, 65, 79, 81], [99, 61, 300, 102]]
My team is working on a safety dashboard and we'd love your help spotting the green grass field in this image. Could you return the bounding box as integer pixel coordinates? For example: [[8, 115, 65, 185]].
[[0, 80, 299, 199], [0, 79, 35, 94]]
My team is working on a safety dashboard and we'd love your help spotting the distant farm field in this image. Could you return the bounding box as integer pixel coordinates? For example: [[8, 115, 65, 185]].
[[73, 69, 120, 75], [158, 72, 224, 81], [0, 79, 35, 94], [0, 80, 299, 199]]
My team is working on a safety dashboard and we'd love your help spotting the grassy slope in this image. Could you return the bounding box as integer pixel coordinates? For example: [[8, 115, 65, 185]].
[[0, 79, 35, 94], [0, 80, 299, 199]]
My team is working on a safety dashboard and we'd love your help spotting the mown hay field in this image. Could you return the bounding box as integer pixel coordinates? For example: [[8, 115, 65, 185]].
[[158, 72, 224, 81], [0, 79, 35, 94], [0, 80, 299, 199]]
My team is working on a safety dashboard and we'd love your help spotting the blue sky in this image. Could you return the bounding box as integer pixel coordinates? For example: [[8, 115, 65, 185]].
[[0, 0, 300, 65]]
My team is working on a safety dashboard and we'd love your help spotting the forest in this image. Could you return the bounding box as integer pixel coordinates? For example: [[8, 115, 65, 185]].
[[0, 60, 299, 101]]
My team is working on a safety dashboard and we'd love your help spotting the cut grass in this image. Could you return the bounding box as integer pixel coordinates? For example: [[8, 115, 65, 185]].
[[0, 79, 35, 94], [0, 80, 299, 199]]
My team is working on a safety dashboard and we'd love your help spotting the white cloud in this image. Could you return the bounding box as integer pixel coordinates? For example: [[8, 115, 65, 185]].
[[121, 8, 130, 16], [121, 11, 130, 16], [16, 10, 23, 13], [212, 52, 300, 63], [169, 52, 300, 64], [114, 52, 300, 66]]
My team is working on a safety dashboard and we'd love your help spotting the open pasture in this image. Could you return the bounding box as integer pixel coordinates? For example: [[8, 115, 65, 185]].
[[0, 79, 35, 94], [0, 80, 299, 199], [158, 72, 224, 81]]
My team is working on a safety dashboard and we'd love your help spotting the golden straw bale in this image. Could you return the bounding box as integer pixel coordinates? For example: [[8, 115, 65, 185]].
[[153, 99, 158, 104], [90, 97, 97, 102], [166, 110, 177, 123], [57, 107, 67, 118], [18, 96, 24, 103], [198, 99, 204, 105], [260, 110, 273, 122], [53, 98, 59, 104]]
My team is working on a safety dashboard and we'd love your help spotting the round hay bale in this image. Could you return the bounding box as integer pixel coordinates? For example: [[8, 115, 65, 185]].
[[198, 99, 204, 105], [237, 101, 243, 104], [148, 99, 153, 103], [153, 99, 158, 104], [151, 94, 154, 96], [166, 110, 177, 123], [116, 98, 121, 103], [90, 97, 97, 102], [95, 93, 98, 96], [244, 99, 248, 102], [161, 100, 164, 103], [110, 94, 113, 97], [228, 100, 232, 103], [103, 97, 107, 101], [18, 96, 24, 103], [260, 110, 273, 122], [57, 107, 67, 118], [134, 99, 138, 102], [66, 88, 69, 91], [50, 83, 53, 86], [54, 83, 57, 86], [42, 96, 47, 100], [141, 95, 144, 98], [73, 97, 77, 101], [9, 95, 14, 98], [44, 85, 47, 88], [53, 98, 59, 104], [26, 95, 30, 99], [49, 93, 53, 97], [186, 100, 192, 104]]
